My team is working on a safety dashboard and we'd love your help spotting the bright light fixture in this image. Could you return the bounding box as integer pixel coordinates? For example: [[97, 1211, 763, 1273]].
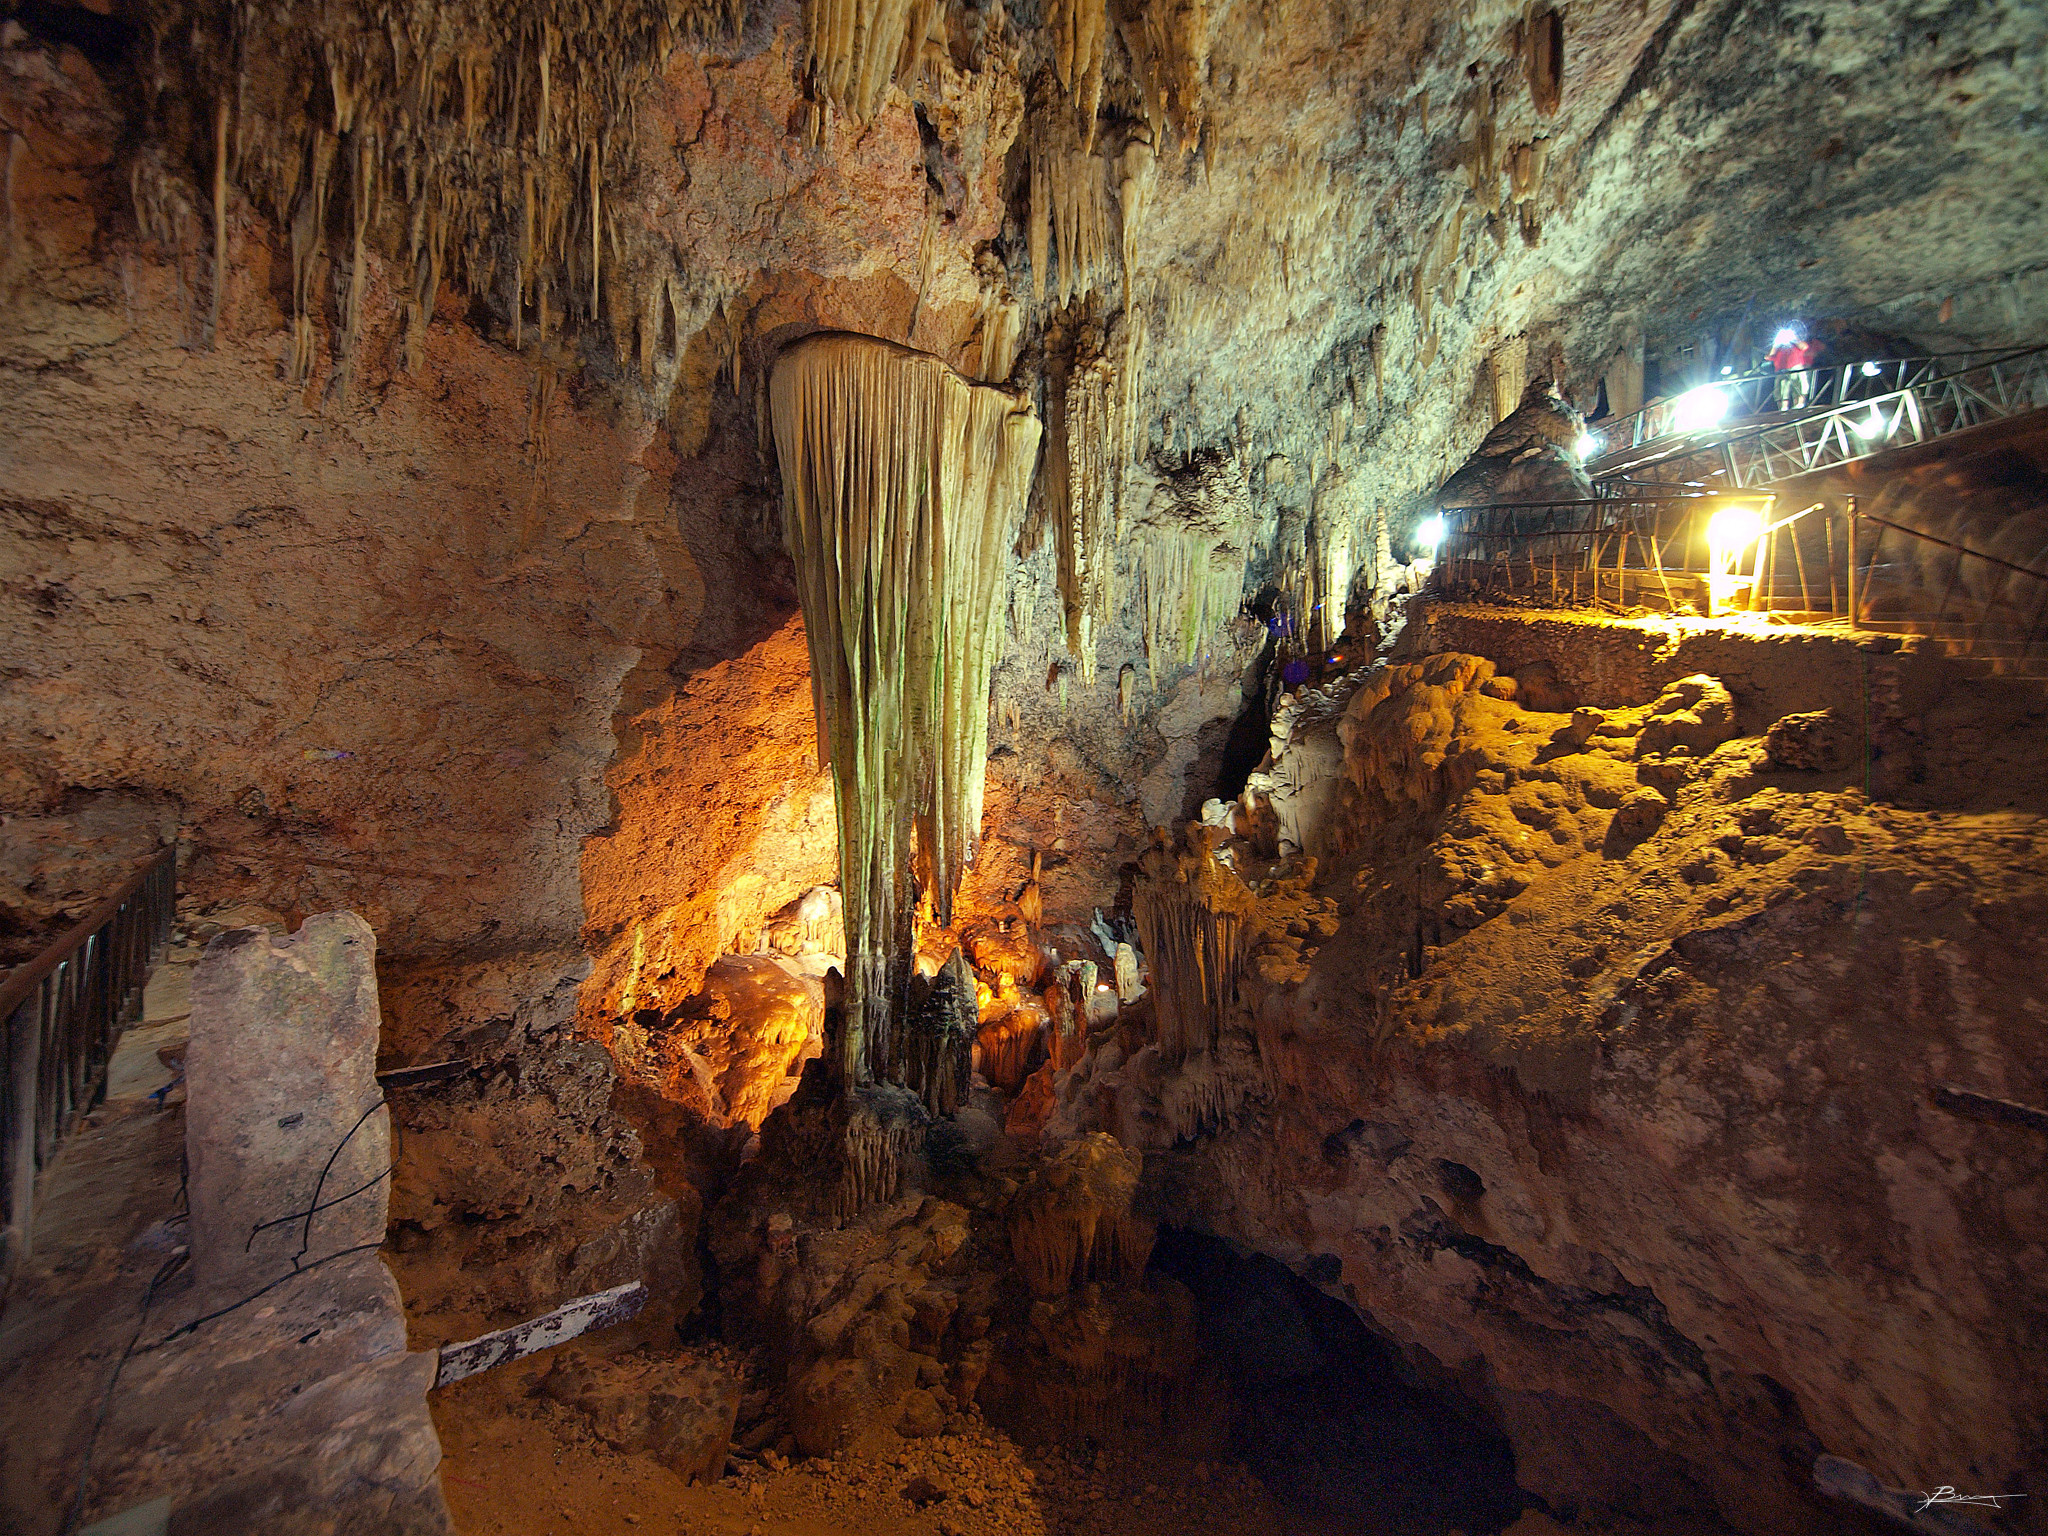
[[1576, 432, 1600, 460], [1774, 327, 1798, 347], [1673, 386, 1730, 432], [1861, 360, 1882, 377], [1721, 365, 1734, 376], [1852, 408, 1885, 439], [1705, 502, 1766, 616], [1415, 515, 1445, 558], [1707, 505, 1764, 558]]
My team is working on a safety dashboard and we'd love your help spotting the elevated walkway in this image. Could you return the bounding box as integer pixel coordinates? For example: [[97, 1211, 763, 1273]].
[[1430, 348, 2048, 683], [1585, 343, 2048, 493]]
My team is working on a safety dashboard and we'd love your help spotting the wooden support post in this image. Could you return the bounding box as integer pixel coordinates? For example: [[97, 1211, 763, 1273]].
[[1791, 518, 1813, 615], [1846, 503, 1858, 627], [1824, 512, 1839, 615]]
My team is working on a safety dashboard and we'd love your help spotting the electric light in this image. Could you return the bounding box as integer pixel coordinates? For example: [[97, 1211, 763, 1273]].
[[1705, 503, 1766, 616], [1861, 361, 1882, 378], [1852, 408, 1885, 440], [1673, 386, 1729, 432], [1576, 432, 1600, 460], [1414, 515, 1445, 558], [1774, 327, 1798, 347]]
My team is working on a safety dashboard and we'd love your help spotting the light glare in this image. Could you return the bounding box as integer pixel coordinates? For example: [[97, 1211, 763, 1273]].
[[1673, 386, 1730, 432], [1415, 515, 1445, 557], [1576, 433, 1600, 460]]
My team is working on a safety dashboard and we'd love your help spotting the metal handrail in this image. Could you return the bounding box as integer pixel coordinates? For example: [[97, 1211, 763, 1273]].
[[1430, 493, 1773, 610], [2, 847, 177, 1290], [1848, 505, 2048, 659], [1590, 345, 2045, 458], [1434, 488, 2048, 662], [1591, 344, 2048, 492]]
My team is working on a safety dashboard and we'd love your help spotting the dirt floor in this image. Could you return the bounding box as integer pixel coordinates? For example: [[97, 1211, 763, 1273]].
[[430, 1352, 1414, 1536]]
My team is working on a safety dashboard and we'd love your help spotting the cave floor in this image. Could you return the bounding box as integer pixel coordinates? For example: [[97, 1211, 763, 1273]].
[[432, 1352, 1403, 1536]]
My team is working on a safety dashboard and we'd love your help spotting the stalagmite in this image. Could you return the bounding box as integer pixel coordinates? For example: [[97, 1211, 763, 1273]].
[[899, 950, 979, 1118], [209, 99, 228, 348], [976, 994, 1048, 1092], [1114, 941, 1142, 1003], [772, 333, 1042, 1083], [1118, 663, 1136, 725], [1131, 830, 1256, 1066], [834, 1088, 929, 1222]]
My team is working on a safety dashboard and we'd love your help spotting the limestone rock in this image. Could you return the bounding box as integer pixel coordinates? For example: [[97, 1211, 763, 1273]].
[[787, 1342, 925, 1458], [1636, 675, 1737, 759], [1433, 379, 1591, 511], [1765, 709, 1858, 771], [185, 912, 387, 1294], [540, 1349, 741, 1485], [1607, 786, 1670, 845]]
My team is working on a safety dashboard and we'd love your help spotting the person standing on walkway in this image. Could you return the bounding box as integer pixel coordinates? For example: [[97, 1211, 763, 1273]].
[[1769, 327, 1817, 410]]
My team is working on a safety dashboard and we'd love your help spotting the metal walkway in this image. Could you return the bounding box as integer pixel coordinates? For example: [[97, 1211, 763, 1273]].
[[1586, 344, 2048, 494]]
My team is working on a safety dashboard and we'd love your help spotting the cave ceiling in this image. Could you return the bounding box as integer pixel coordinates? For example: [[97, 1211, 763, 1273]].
[[84, 0, 2036, 552]]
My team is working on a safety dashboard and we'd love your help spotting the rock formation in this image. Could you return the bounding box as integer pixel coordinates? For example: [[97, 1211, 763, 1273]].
[[4, 0, 2046, 1527]]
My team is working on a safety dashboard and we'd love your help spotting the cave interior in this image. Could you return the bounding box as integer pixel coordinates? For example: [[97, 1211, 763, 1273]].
[[0, 0, 2045, 1532]]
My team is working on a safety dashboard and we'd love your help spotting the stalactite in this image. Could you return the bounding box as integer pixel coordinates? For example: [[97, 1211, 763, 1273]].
[[1130, 449, 1249, 683], [1045, 0, 1107, 147], [1117, 136, 1154, 295], [1527, 5, 1564, 117], [146, 0, 742, 395], [772, 333, 1042, 1084], [802, 0, 942, 121], [1058, 323, 1117, 679], [1008, 1133, 1154, 1298], [1131, 829, 1256, 1066], [1117, 0, 1208, 153], [1028, 96, 1110, 306]]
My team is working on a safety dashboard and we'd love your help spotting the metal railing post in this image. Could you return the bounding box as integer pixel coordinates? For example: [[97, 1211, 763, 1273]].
[[0, 847, 177, 1293]]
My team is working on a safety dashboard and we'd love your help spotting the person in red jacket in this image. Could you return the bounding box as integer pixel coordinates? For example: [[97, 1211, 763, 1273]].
[[1769, 327, 1818, 409]]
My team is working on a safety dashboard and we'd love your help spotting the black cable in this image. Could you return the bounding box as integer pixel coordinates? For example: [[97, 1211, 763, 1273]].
[[61, 1249, 188, 1535], [62, 1090, 418, 1528], [138, 1241, 387, 1353], [239, 1099, 393, 1261]]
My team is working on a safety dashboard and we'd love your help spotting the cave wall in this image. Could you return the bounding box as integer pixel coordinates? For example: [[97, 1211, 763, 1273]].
[[5, 0, 2046, 1385]]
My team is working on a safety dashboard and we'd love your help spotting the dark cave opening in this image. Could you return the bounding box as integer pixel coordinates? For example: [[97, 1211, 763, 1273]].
[[1151, 1226, 1532, 1535], [1213, 587, 1283, 803]]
